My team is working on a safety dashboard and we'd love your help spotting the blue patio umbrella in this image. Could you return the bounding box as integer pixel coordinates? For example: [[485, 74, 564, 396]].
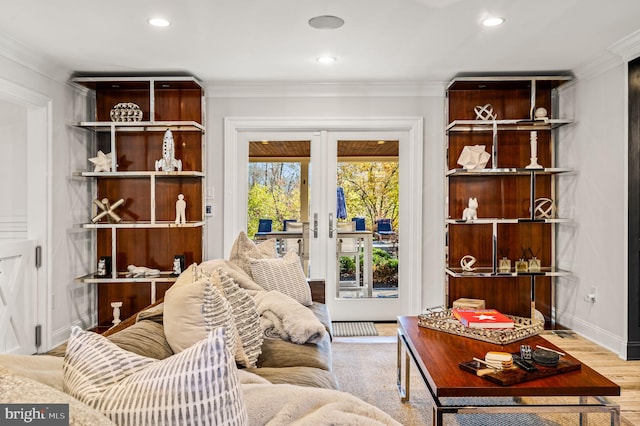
[[336, 187, 347, 219]]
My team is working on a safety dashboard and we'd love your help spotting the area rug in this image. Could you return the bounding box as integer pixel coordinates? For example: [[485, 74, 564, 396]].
[[331, 340, 617, 425], [332, 321, 378, 337]]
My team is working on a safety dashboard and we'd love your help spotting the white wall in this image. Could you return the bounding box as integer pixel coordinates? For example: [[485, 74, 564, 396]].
[[557, 63, 628, 356], [205, 87, 447, 312], [0, 42, 94, 351]]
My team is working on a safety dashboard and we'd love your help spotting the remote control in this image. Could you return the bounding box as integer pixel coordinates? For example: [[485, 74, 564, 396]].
[[520, 344, 533, 360], [513, 355, 538, 372]]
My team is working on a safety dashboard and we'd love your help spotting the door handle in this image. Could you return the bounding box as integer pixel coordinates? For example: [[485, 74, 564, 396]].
[[313, 213, 319, 238], [329, 212, 334, 238]]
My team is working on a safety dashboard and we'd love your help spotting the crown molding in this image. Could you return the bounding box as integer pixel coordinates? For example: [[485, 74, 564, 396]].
[[572, 51, 624, 82], [206, 81, 445, 98], [609, 29, 640, 62], [0, 34, 72, 84]]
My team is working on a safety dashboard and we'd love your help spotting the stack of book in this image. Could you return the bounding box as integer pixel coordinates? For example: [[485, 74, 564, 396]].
[[452, 308, 515, 329]]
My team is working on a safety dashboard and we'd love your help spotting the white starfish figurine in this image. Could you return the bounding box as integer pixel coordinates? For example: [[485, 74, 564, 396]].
[[89, 150, 113, 172], [474, 314, 496, 321]]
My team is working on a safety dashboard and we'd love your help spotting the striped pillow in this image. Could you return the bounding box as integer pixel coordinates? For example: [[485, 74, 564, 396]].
[[164, 265, 239, 357], [63, 326, 247, 426], [250, 251, 313, 306], [217, 268, 263, 367]]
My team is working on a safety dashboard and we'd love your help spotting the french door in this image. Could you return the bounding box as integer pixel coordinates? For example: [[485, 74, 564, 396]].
[[224, 118, 423, 321]]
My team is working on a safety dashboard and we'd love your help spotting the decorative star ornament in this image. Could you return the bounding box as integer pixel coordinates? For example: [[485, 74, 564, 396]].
[[89, 150, 114, 172], [474, 315, 496, 321]]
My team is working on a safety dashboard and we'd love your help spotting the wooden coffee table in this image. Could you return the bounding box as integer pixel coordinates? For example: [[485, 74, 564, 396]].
[[397, 316, 621, 425]]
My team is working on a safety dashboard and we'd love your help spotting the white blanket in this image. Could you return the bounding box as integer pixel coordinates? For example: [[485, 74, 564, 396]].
[[241, 382, 402, 426], [198, 259, 327, 344], [253, 290, 326, 344]]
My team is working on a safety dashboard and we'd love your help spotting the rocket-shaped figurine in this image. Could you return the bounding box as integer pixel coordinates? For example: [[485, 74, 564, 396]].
[[155, 129, 183, 172]]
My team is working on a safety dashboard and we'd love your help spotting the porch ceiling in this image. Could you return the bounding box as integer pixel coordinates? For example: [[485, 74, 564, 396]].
[[249, 140, 399, 160]]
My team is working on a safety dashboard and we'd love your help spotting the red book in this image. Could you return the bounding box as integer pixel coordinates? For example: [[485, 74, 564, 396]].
[[452, 308, 515, 329]]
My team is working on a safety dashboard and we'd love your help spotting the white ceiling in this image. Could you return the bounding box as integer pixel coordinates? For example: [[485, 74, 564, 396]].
[[1, 0, 640, 83]]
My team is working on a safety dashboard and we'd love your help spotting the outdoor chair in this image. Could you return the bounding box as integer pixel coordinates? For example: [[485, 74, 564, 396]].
[[374, 218, 397, 242], [283, 219, 297, 231], [283, 221, 304, 255], [337, 221, 362, 288], [254, 219, 273, 240], [352, 217, 366, 231]]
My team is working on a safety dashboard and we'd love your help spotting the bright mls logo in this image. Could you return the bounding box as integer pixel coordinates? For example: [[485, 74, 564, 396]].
[[0, 404, 68, 425]]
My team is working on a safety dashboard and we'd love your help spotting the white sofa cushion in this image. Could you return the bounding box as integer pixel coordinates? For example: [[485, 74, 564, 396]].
[[63, 327, 247, 426], [250, 251, 312, 306], [229, 231, 278, 277], [163, 264, 240, 359]]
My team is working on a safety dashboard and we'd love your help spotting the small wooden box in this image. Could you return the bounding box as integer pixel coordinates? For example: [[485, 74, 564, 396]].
[[453, 298, 485, 309]]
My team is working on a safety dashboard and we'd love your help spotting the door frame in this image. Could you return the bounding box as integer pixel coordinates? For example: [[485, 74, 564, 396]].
[[224, 117, 424, 318], [0, 77, 51, 351]]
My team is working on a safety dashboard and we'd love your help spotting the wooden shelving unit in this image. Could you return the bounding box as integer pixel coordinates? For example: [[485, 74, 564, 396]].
[[445, 74, 573, 326], [72, 75, 205, 327]]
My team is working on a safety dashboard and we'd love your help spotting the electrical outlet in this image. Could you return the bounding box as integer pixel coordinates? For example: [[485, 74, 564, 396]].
[[583, 286, 597, 303]]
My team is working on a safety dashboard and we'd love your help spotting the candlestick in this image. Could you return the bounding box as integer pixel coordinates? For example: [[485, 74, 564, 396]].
[[526, 130, 543, 169]]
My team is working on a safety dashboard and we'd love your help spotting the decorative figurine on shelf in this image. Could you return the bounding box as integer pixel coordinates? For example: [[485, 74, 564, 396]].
[[534, 107, 548, 120], [474, 104, 497, 121], [97, 258, 106, 276], [534, 197, 556, 219], [155, 129, 182, 172], [525, 131, 543, 169], [110, 102, 143, 122], [127, 264, 161, 277], [92, 198, 125, 223], [457, 145, 491, 170], [172, 255, 185, 276], [462, 197, 478, 221], [111, 301, 123, 327], [460, 255, 477, 272], [88, 150, 114, 172], [175, 194, 186, 224]]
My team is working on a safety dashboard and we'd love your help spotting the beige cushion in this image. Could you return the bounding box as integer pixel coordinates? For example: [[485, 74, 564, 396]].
[[163, 264, 239, 357], [0, 364, 115, 426], [229, 231, 278, 276], [250, 251, 312, 306], [217, 268, 263, 368], [63, 327, 247, 426]]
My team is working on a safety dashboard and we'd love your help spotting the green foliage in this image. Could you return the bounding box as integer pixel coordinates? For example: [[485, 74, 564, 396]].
[[339, 256, 356, 274], [247, 162, 301, 238], [337, 161, 399, 231]]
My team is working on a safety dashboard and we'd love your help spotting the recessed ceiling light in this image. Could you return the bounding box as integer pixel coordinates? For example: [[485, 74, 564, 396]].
[[317, 56, 336, 64], [482, 16, 505, 27], [148, 18, 171, 27], [308, 15, 345, 30]]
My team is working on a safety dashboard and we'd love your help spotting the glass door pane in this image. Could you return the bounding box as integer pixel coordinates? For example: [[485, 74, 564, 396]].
[[336, 140, 399, 299], [247, 138, 313, 275]]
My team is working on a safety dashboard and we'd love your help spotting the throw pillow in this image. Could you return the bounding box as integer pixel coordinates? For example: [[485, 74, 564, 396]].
[[63, 327, 248, 426], [0, 364, 116, 426], [217, 268, 263, 368], [163, 264, 239, 357], [228, 231, 278, 276], [250, 251, 313, 306]]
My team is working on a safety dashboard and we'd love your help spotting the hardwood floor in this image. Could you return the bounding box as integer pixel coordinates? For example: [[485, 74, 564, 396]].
[[372, 322, 640, 425]]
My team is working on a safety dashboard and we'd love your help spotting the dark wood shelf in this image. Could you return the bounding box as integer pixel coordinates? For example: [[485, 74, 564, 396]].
[[72, 75, 205, 328], [445, 74, 573, 324]]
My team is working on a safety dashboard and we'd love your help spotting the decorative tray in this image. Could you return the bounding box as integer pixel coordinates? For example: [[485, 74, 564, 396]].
[[418, 308, 544, 345]]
